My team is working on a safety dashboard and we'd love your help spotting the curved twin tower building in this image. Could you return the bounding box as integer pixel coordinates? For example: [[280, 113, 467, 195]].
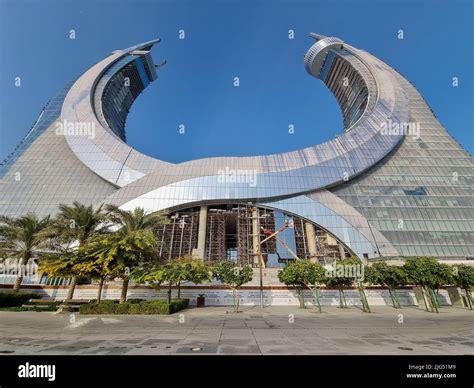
[[1, 34, 472, 265]]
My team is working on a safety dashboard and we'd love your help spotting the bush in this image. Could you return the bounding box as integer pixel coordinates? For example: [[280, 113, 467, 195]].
[[0, 306, 28, 312], [127, 298, 146, 304], [23, 300, 62, 311], [27, 304, 61, 312], [79, 298, 189, 315], [91, 299, 118, 305], [169, 298, 189, 314], [0, 292, 39, 307], [0, 305, 60, 312]]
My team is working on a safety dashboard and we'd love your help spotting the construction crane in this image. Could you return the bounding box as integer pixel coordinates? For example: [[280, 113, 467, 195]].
[[255, 218, 301, 307], [260, 224, 301, 262]]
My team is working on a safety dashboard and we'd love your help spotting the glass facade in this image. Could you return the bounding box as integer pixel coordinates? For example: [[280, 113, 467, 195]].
[[332, 73, 474, 258]]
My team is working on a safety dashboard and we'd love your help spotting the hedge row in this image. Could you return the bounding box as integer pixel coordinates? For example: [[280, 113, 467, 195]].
[[0, 292, 38, 307], [0, 305, 60, 312], [79, 298, 189, 315]]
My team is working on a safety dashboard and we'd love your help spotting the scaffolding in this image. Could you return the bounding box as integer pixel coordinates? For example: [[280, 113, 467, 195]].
[[205, 210, 226, 262], [293, 217, 348, 265], [157, 211, 199, 260], [295, 218, 309, 260], [155, 204, 350, 266], [236, 205, 278, 267], [258, 207, 276, 254], [236, 204, 253, 266], [315, 229, 345, 265]]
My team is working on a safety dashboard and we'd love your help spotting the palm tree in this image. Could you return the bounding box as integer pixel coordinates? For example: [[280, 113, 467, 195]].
[[0, 213, 51, 291], [106, 205, 168, 235], [106, 205, 168, 303], [48, 201, 109, 301]]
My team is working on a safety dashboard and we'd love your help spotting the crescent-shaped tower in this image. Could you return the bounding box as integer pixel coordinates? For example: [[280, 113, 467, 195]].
[[1, 34, 472, 263]]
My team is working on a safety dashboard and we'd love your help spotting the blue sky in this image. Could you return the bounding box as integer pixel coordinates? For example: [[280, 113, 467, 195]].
[[0, 0, 472, 163]]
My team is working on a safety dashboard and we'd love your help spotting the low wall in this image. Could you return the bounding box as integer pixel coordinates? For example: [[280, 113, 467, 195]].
[[0, 284, 453, 307]]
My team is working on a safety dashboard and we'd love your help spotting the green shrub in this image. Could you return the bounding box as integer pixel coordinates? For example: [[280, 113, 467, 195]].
[[22, 301, 62, 312], [127, 298, 145, 304], [0, 304, 60, 312], [80, 301, 128, 314], [94, 299, 118, 305], [128, 301, 167, 314], [0, 292, 39, 307], [0, 306, 28, 312], [28, 304, 61, 312], [79, 298, 189, 315], [0, 298, 61, 312], [169, 298, 189, 313], [23, 300, 60, 306]]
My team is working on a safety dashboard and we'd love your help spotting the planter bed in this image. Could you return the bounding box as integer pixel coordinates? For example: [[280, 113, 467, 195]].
[[79, 298, 189, 315]]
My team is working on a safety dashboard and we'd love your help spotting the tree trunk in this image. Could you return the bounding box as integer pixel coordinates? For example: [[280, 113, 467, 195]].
[[236, 289, 240, 312], [232, 288, 239, 313], [389, 288, 400, 309], [120, 278, 129, 304], [66, 276, 77, 301], [13, 275, 24, 292], [312, 286, 322, 313], [394, 289, 401, 308], [357, 282, 371, 313], [464, 288, 473, 310], [420, 286, 428, 311], [97, 277, 105, 304], [388, 288, 396, 307], [13, 254, 30, 292], [428, 288, 439, 313], [298, 288, 306, 309], [167, 283, 172, 304], [421, 286, 433, 312], [177, 282, 181, 299], [434, 288, 441, 309], [338, 288, 347, 308]]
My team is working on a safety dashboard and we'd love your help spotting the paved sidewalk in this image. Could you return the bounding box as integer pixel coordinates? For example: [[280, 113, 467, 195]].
[[0, 306, 472, 355]]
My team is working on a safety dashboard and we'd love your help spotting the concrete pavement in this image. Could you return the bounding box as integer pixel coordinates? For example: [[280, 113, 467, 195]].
[[0, 306, 472, 355]]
